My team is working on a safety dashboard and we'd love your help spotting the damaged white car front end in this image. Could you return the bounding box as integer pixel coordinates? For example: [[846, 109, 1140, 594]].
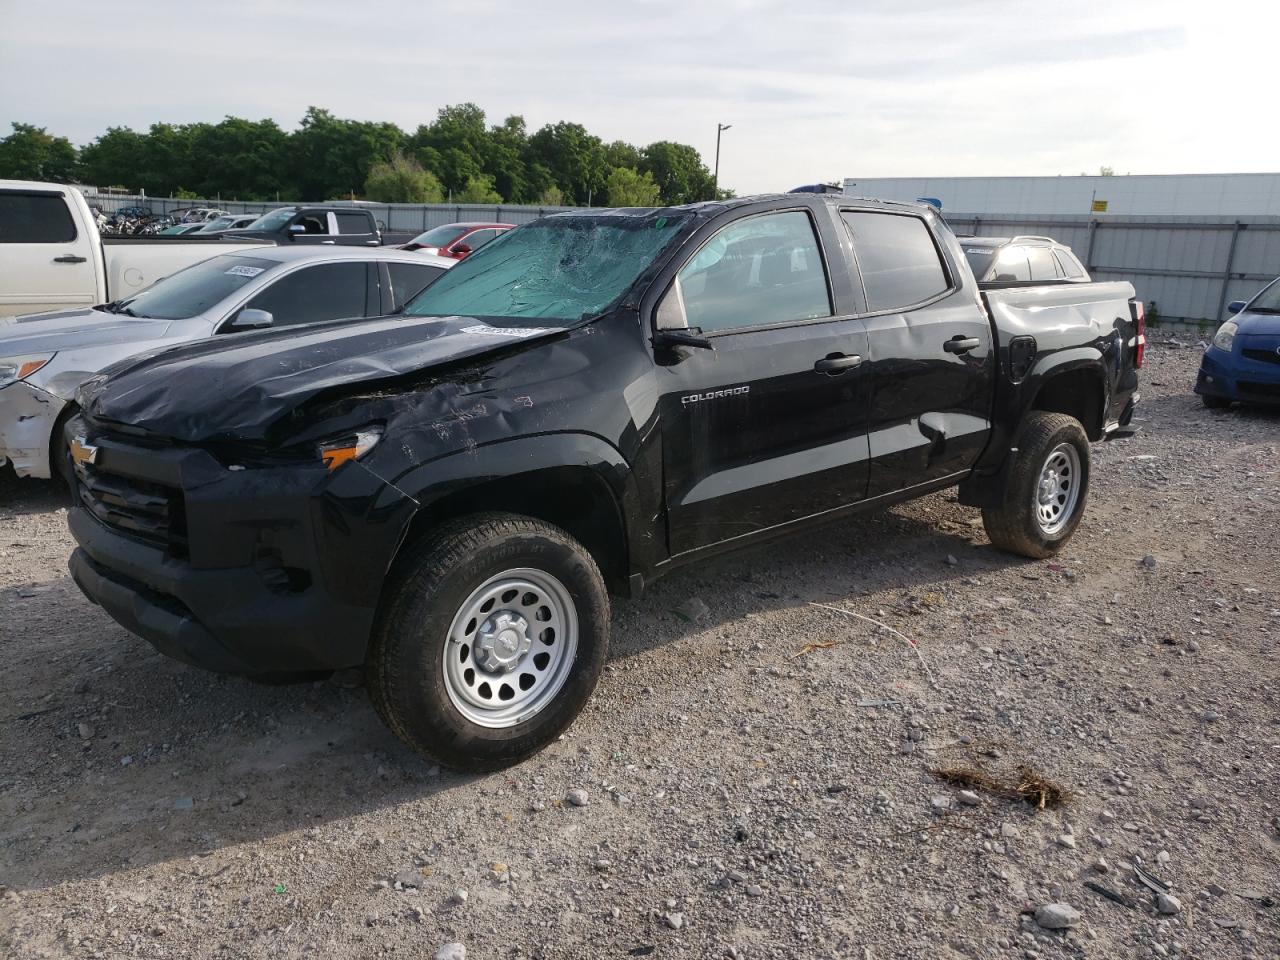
[[0, 368, 67, 479]]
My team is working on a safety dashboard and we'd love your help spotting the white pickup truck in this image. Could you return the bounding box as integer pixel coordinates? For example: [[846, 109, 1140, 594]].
[[0, 179, 274, 318]]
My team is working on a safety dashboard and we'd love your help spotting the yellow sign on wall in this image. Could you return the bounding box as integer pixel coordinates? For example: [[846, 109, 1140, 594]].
[[1091, 199, 1109, 213]]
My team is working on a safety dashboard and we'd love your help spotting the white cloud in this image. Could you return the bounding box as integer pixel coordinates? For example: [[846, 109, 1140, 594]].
[[0, 0, 1274, 194]]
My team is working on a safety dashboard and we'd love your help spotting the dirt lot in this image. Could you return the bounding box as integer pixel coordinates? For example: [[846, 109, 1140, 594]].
[[2, 342, 1277, 960]]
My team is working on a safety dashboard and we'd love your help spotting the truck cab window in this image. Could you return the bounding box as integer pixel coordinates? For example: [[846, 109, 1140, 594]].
[[295, 213, 329, 235], [1027, 247, 1059, 281], [0, 191, 78, 243], [990, 246, 1031, 282], [1054, 249, 1086, 279], [675, 210, 831, 333], [336, 212, 371, 235], [842, 211, 949, 311]]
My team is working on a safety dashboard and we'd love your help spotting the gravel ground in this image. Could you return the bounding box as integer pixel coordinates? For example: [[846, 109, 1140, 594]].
[[2, 341, 1277, 960]]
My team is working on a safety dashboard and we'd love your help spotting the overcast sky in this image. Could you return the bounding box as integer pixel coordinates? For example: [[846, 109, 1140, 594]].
[[0, 0, 1272, 194]]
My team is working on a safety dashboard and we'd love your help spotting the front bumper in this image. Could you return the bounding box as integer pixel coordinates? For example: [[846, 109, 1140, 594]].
[[1196, 344, 1280, 404], [66, 424, 417, 675], [0, 380, 65, 479]]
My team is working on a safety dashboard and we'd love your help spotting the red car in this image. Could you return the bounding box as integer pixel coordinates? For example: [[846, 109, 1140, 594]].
[[400, 222, 514, 259]]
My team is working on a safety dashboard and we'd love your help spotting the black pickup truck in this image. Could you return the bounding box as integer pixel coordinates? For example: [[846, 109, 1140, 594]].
[[224, 205, 383, 246], [65, 195, 1143, 770]]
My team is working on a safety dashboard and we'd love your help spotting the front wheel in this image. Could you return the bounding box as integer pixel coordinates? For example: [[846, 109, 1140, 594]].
[[982, 412, 1090, 559], [366, 513, 609, 772]]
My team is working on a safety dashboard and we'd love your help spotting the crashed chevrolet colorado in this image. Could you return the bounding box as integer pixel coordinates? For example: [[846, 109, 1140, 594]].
[[65, 195, 1144, 770]]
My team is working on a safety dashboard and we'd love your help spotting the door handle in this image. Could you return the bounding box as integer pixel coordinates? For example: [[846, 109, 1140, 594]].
[[53, 255, 87, 263], [321, 240, 336, 245], [944, 336, 981, 354], [814, 353, 863, 374]]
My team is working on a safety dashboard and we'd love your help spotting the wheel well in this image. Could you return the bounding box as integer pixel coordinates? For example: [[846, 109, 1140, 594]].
[[1030, 369, 1104, 441], [49, 401, 80, 481], [397, 467, 630, 595]]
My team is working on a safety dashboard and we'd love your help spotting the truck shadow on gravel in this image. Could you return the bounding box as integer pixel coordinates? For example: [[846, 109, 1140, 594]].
[[0, 473, 71, 516], [2, 494, 1025, 892]]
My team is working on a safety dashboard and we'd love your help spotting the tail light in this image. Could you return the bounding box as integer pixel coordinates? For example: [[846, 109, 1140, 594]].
[[1131, 300, 1146, 368]]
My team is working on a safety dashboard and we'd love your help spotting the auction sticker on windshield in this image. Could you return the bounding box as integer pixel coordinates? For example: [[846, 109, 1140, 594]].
[[225, 265, 266, 278]]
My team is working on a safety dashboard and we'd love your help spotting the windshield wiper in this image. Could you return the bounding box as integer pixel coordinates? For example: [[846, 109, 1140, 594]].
[[1245, 305, 1280, 314]]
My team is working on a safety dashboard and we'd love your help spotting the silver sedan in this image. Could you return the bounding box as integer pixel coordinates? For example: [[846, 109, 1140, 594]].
[[0, 246, 453, 481]]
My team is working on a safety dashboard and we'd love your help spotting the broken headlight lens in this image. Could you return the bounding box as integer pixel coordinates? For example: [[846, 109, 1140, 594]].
[[318, 427, 383, 472], [1212, 321, 1238, 352], [0, 353, 55, 388]]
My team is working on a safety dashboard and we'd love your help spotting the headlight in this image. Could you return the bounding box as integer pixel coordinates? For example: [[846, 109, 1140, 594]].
[[1212, 321, 1238, 352], [318, 427, 383, 472], [0, 353, 55, 388]]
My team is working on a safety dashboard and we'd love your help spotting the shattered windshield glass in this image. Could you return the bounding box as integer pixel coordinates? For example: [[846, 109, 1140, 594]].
[[403, 213, 690, 322]]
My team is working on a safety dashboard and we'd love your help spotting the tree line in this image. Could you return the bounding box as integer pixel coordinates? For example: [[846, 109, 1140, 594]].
[[0, 105, 730, 207]]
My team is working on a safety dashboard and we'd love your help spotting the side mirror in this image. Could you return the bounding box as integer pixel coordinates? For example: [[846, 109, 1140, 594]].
[[288, 223, 306, 236], [452, 243, 472, 256], [652, 279, 713, 350], [227, 308, 274, 331], [1227, 300, 1246, 315]]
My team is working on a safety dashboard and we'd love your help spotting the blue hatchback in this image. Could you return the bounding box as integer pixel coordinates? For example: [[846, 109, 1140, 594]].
[[1196, 278, 1280, 408]]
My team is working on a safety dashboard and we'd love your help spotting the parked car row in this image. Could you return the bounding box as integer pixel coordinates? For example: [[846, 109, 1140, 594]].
[[2, 189, 1146, 771]]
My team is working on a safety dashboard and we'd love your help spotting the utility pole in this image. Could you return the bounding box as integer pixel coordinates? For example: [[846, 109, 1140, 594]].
[[712, 123, 732, 200]]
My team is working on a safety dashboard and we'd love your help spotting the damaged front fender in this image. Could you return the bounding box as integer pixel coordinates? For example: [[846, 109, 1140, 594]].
[[0, 380, 66, 479]]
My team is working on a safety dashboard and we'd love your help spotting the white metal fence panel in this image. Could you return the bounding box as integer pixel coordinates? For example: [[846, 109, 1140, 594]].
[[949, 213, 1280, 325]]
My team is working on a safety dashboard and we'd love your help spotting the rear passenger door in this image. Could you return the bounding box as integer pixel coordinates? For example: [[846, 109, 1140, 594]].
[[842, 210, 995, 496], [336, 211, 379, 246], [656, 208, 872, 555]]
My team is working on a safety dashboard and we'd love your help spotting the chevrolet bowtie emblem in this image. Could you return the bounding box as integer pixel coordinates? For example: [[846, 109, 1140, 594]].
[[69, 436, 99, 466]]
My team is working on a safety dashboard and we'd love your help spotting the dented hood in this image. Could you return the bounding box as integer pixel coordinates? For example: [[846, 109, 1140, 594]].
[[79, 313, 564, 444]]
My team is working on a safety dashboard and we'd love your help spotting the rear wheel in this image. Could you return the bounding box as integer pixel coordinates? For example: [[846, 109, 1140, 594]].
[[982, 412, 1090, 559], [1200, 393, 1231, 410], [366, 513, 609, 771]]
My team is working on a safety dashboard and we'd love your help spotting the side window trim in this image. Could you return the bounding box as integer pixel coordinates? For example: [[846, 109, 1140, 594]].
[[652, 207, 838, 339], [838, 209, 958, 318]]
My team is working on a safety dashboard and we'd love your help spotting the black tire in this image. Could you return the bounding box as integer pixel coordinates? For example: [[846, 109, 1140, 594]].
[[49, 404, 79, 495], [982, 412, 1090, 559], [366, 512, 609, 772], [1201, 393, 1231, 410]]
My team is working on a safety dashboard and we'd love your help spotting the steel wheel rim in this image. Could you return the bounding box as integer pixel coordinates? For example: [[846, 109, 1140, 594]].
[[1034, 442, 1081, 536], [443, 568, 578, 729]]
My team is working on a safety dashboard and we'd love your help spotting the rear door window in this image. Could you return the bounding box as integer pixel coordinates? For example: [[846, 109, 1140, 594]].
[[242, 262, 368, 327], [1026, 247, 1060, 281], [387, 262, 445, 309], [990, 246, 1031, 282], [0, 191, 77, 243], [336, 212, 372, 235], [675, 210, 832, 333], [458, 229, 497, 251], [841, 211, 950, 311], [1054, 249, 1086, 278]]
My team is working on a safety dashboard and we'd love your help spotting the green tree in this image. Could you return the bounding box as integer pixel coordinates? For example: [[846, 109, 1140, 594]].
[[486, 115, 530, 203], [79, 126, 147, 190], [604, 140, 642, 171], [455, 174, 503, 205], [365, 152, 444, 203], [410, 103, 494, 195], [289, 107, 403, 199], [605, 166, 660, 206], [536, 185, 565, 206], [641, 141, 716, 204], [526, 122, 606, 204], [0, 123, 79, 181], [189, 117, 291, 199]]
